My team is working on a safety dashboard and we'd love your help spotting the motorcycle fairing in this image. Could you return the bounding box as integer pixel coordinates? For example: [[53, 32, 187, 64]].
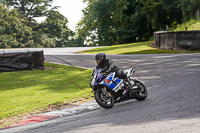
[[94, 72, 105, 86], [101, 72, 123, 91]]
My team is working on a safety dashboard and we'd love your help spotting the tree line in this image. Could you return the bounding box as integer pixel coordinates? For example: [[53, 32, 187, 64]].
[[0, 0, 200, 48], [78, 0, 200, 46], [0, 0, 84, 48]]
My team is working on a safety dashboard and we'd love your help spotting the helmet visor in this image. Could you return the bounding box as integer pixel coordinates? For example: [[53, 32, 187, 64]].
[[96, 59, 101, 64]]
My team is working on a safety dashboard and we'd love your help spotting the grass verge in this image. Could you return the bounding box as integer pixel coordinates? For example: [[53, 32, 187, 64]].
[[175, 19, 200, 31], [0, 63, 93, 128], [78, 41, 200, 55]]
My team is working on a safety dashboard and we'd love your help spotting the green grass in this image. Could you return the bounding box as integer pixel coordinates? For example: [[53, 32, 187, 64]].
[[79, 20, 200, 55], [175, 19, 200, 31], [78, 41, 200, 55], [0, 63, 92, 120]]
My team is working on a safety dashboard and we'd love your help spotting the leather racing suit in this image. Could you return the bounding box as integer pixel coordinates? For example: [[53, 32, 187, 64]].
[[96, 59, 127, 79]]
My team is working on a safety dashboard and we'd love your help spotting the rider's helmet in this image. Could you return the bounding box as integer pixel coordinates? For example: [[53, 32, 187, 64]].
[[95, 53, 106, 65]]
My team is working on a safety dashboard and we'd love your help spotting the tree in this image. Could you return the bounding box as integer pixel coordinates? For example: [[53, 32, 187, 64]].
[[183, 0, 200, 19], [32, 31, 56, 47], [117, 0, 152, 43], [0, 1, 78, 48], [0, 4, 33, 48], [40, 10, 70, 38], [39, 10, 72, 47], [78, 0, 117, 46], [4, 0, 56, 21], [142, 0, 184, 31], [78, 0, 152, 45]]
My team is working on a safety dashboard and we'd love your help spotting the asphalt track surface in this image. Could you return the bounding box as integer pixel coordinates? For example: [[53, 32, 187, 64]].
[[1, 48, 200, 133]]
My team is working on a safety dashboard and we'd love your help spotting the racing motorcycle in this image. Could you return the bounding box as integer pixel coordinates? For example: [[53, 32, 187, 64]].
[[90, 68, 148, 109]]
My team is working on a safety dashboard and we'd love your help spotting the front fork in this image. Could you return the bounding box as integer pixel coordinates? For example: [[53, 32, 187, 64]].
[[92, 87, 110, 98], [101, 87, 109, 96]]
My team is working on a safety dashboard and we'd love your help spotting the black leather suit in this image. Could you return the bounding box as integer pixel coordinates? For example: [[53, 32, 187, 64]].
[[96, 59, 127, 79]]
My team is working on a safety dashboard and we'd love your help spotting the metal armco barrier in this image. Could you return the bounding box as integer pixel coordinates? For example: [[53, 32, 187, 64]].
[[0, 49, 44, 72], [154, 31, 200, 51]]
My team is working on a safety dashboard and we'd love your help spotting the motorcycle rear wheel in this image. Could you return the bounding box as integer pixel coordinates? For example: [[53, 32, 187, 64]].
[[94, 89, 114, 109]]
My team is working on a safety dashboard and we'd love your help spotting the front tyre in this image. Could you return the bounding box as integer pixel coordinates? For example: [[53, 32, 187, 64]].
[[94, 89, 114, 109], [133, 80, 148, 101]]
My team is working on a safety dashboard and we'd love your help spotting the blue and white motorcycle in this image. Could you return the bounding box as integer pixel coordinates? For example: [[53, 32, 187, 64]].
[[90, 68, 148, 109]]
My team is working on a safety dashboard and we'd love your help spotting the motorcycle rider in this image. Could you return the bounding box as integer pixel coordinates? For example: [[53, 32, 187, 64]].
[[95, 53, 127, 79]]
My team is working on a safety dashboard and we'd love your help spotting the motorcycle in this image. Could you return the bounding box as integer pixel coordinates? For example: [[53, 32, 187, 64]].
[[90, 68, 148, 109]]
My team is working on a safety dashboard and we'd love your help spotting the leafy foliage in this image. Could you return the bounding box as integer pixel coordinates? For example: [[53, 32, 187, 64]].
[[0, 1, 78, 48], [4, 0, 55, 21], [0, 0, 200, 48], [78, 0, 200, 46], [175, 19, 200, 31], [0, 4, 33, 48]]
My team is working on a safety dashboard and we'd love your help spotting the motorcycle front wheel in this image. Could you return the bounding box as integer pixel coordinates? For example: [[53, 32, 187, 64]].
[[94, 88, 114, 109]]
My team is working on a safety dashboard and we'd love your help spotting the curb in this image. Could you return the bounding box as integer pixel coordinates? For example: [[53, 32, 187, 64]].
[[1, 115, 59, 130], [1, 101, 99, 130], [43, 100, 99, 117]]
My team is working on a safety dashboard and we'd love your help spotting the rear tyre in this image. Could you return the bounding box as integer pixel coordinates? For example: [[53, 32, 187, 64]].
[[94, 89, 114, 109], [133, 80, 148, 101]]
